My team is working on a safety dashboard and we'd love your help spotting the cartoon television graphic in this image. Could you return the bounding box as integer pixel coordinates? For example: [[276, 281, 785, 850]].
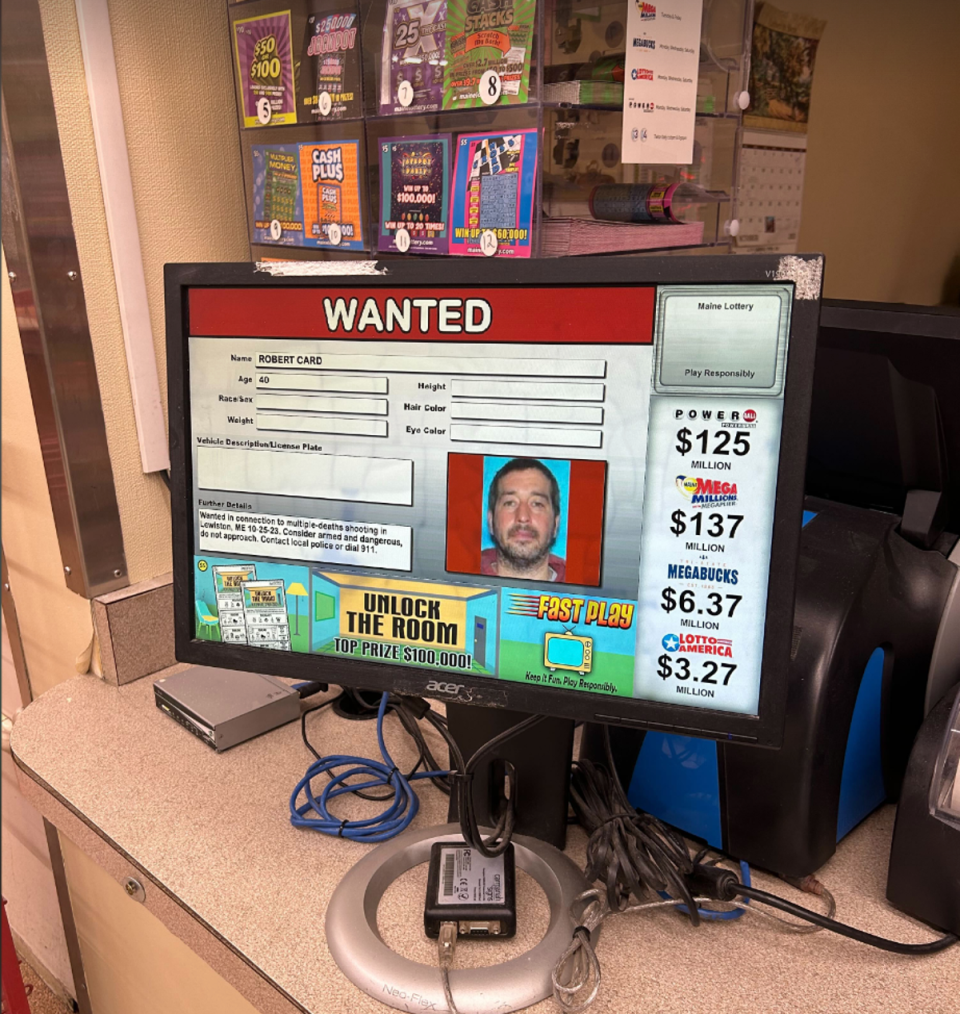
[[543, 631, 593, 676]]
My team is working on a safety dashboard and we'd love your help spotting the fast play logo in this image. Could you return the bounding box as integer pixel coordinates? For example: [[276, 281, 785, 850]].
[[676, 475, 739, 507], [508, 592, 636, 629], [637, 1, 656, 18]]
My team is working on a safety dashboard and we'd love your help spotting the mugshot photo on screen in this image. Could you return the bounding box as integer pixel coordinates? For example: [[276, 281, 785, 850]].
[[445, 453, 606, 586]]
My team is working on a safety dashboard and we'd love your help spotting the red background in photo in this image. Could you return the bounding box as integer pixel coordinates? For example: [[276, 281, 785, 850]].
[[446, 453, 607, 586]]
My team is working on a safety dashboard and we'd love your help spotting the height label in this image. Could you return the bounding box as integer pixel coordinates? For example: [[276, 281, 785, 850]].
[[633, 286, 792, 715]]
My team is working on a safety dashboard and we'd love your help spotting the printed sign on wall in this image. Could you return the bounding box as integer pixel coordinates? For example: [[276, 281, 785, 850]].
[[621, 0, 703, 165]]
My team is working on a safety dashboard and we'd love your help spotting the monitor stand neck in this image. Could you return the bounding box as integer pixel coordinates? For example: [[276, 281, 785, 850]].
[[444, 703, 575, 850]]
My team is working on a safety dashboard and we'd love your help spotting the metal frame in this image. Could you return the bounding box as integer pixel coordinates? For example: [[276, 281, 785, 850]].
[[1, 548, 93, 1014], [166, 254, 822, 748], [1, 0, 127, 598]]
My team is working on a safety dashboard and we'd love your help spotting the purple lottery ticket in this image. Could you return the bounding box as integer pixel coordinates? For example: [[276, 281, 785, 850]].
[[380, 0, 446, 116], [234, 11, 297, 127]]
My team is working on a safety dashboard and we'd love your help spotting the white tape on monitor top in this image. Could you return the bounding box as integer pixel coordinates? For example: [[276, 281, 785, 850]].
[[254, 261, 389, 276]]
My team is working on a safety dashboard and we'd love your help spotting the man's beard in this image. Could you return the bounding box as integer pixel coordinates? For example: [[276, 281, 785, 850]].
[[495, 524, 556, 572]]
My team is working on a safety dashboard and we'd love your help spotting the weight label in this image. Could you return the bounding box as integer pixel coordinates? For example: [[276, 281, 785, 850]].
[[436, 847, 504, 906]]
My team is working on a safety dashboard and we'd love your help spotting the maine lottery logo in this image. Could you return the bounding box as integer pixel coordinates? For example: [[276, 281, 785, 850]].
[[637, 1, 656, 19], [676, 475, 739, 507]]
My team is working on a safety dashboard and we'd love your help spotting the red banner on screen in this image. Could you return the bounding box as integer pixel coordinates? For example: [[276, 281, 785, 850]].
[[188, 287, 654, 344]]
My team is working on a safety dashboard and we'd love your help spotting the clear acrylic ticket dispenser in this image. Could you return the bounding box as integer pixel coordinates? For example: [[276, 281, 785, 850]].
[[226, 0, 753, 261]]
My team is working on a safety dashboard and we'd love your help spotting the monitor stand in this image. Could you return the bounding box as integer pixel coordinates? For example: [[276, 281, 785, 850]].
[[444, 703, 575, 849]]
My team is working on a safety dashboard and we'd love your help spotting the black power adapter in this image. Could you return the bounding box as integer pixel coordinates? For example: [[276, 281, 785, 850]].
[[424, 841, 517, 939]]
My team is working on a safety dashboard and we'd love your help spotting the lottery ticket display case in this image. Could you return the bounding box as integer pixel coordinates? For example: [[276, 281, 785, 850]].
[[166, 253, 822, 751], [227, 0, 752, 261]]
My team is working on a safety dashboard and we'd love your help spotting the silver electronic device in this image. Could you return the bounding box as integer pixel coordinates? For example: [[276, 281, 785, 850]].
[[154, 666, 300, 752]]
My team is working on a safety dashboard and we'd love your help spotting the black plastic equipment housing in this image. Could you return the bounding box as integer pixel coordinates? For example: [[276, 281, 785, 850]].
[[590, 497, 956, 877], [887, 685, 960, 935], [424, 841, 517, 939]]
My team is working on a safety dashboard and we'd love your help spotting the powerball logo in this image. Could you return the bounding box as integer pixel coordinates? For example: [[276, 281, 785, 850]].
[[637, 1, 656, 18], [676, 476, 739, 507]]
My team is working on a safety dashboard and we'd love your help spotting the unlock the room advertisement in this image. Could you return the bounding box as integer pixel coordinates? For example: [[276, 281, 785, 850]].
[[634, 395, 785, 715]]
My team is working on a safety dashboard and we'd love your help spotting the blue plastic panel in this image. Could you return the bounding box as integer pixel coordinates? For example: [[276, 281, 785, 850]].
[[837, 646, 888, 840], [627, 733, 722, 847]]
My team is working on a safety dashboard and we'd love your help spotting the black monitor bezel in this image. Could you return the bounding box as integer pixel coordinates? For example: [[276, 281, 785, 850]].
[[166, 254, 822, 748]]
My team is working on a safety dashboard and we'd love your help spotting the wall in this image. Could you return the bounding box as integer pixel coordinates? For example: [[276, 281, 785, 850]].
[[1, 254, 94, 699], [794, 0, 960, 303], [36, 0, 249, 585]]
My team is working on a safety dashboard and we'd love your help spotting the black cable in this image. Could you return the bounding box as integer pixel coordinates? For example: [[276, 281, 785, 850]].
[[293, 681, 328, 698], [453, 713, 547, 858], [158, 469, 171, 490], [568, 726, 699, 922], [734, 885, 958, 955]]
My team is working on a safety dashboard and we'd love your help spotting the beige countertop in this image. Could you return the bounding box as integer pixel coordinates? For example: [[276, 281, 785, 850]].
[[11, 672, 958, 1014]]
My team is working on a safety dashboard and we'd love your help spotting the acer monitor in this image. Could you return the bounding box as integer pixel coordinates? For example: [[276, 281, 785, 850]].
[[166, 255, 821, 752]]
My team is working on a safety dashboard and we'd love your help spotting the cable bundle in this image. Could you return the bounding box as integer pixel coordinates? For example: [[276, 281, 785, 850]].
[[290, 690, 544, 854], [568, 730, 699, 919], [450, 713, 548, 858]]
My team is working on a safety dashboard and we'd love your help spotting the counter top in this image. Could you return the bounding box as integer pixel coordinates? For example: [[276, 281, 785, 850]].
[[11, 673, 958, 1014]]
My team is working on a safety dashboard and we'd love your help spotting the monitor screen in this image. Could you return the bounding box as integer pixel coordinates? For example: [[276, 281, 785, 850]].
[[168, 257, 820, 746]]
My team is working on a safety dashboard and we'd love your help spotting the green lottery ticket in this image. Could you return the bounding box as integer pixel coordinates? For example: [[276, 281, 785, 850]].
[[443, 0, 535, 109]]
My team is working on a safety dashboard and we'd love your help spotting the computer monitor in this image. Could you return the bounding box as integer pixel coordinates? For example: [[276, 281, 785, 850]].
[[166, 255, 821, 748]]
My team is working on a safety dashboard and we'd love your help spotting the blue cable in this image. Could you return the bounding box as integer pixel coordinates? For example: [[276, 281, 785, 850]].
[[290, 692, 450, 843], [661, 860, 752, 921]]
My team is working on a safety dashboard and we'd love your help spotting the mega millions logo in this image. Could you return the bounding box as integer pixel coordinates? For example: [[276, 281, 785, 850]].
[[637, 1, 656, 19], [676, 475, 739, 507]]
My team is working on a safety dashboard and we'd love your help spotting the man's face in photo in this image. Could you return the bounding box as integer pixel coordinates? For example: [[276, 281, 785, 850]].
[[488, 467, 560, 568]]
